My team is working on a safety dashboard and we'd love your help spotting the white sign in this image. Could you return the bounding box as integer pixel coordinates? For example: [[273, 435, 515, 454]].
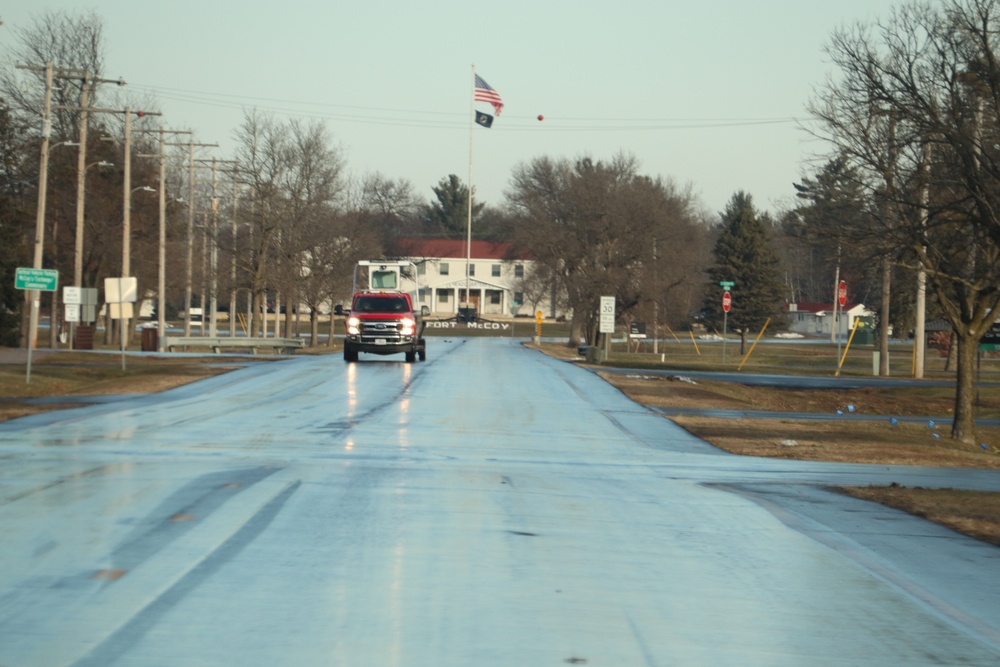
[[65, 303, 80, 322], [104, 277, 138, 304], [109, 303, 134, 320], [63, 286, 98, 306], [599, 296, 616, 334]]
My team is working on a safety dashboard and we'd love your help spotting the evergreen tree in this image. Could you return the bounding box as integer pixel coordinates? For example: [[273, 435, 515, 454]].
[[702, 192, 785, 343], [790, 156, 883, 307], [0, 101, 29, 346], [422, 174, 484, 238]]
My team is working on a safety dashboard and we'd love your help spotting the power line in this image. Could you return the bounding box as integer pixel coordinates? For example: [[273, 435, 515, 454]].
[[129, 81, 808, 132]]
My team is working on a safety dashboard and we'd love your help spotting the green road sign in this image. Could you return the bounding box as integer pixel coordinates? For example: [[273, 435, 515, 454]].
[[980, 323, 1000, 352], [15, 267, 58, 292], [719, 280, 735, 289]]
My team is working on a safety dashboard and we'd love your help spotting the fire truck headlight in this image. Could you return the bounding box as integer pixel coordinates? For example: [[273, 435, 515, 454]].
[[347, 316, 360, 335]]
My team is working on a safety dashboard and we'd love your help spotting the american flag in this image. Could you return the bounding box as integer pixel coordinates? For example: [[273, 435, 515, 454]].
[[474, 74, 504, 116]]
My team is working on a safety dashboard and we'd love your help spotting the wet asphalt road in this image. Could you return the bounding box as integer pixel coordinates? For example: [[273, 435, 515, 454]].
[[1, 338, 999, 666]]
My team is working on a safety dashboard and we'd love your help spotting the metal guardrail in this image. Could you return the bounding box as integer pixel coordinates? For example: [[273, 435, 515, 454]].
[[163, 336, 305, 354]]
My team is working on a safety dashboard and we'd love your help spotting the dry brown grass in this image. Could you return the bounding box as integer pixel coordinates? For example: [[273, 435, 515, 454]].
[[840, 486, 1000, 547], [591, 361, 1000, 548], [0, 352, 240, 420], [669, 416, 1000, 467]]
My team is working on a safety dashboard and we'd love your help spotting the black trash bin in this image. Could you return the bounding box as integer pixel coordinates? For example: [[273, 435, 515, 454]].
[[141, 327, 158, 351]]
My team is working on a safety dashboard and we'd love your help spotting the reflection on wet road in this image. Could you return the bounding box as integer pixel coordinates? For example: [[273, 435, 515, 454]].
[[1, 338, 999, 666]]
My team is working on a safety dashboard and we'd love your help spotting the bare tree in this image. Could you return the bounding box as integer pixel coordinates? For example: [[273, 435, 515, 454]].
[[507, 153, 708, 347], [809, 0, 1000, 443], [283, 119, 349, 343], [349, 172, 419, 261], [0, 10, 106, 140], [359, 173, 419, 235], [232, 110, 362, 344], [232, 109, 291, 336]]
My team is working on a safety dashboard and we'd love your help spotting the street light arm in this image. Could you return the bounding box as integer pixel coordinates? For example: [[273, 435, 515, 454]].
[[48, 140, 79, 154]]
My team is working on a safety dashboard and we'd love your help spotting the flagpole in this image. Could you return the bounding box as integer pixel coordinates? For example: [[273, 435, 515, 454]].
[[466, 64, 475, 315]]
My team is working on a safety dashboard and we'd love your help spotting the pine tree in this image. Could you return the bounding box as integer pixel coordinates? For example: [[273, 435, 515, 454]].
[[422, 175, 484, 239], [702, 192, 785, 345], [0, 102, 29, 346]]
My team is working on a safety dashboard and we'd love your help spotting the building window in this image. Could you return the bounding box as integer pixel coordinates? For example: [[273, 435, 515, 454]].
[[417, 263, 426, 276], [466, 263, 475, 277], [489, 290, 501, 305], [440, 263, 449, 276], [514, 291, 524, 306], [437, 289, 450, 303], [491, 264, 501, 277], [515, 264, 524, 278]]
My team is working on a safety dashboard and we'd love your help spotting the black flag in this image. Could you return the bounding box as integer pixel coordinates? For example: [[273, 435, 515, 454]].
[[475, 110, 494, 128]]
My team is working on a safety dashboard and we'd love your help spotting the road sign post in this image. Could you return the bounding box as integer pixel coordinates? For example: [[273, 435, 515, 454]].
[[980, 323, 1000, 352], [105, 277, 138, 370], [15, 267, 59, 384], [15, 267, 59, 291], [836, 280, 847, 368], [600, 296, 616, 359], [721, 290, 732, 363]]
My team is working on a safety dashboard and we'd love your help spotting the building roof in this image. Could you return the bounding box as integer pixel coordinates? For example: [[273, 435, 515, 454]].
[[785, 301, 864, 314], [395, 238, 521, 261]]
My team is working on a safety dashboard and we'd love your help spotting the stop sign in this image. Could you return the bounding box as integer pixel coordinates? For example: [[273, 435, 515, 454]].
[[838, 280, 847, 307], [722, 291, 732, 313]]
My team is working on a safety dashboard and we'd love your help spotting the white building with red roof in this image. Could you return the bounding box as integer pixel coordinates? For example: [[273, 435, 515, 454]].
[[391, 238, 561, 318]]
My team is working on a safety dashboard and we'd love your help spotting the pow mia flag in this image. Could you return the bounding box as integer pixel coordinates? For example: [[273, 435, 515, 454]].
[[475, 110, 494, 128]]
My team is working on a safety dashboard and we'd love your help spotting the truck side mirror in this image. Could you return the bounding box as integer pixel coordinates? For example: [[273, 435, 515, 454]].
[[333, 304, 344, 316], [420, 305, 430, 317]]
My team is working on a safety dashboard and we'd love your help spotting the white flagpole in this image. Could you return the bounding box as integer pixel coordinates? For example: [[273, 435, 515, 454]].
[[465, 64, 475, 315]]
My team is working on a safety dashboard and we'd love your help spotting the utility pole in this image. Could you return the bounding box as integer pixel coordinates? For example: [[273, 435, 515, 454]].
[[196, 157, 236, 337], [914, 141, 931, 379], [118, 107, 161, 347], [19, 61, 55, 376], [230, 168, 240, 338], [209, 157, 219, 337], [68, 72, 125, 349], [138, 129, 192, 350], [57, 103, 160, 348], [173, 138, 218, 336], [16, 62, 85, 374], [20, 61, 126, 357]]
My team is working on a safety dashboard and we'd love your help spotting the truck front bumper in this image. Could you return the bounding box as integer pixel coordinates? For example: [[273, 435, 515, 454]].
[[346, 335, 415, 356]]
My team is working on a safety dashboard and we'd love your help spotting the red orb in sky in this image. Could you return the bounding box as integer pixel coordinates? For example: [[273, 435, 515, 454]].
[[537, 114, 544, 121]]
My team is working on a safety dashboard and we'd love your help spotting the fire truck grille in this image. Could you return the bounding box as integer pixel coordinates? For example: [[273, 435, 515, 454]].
[[359, 321, 405, 343]]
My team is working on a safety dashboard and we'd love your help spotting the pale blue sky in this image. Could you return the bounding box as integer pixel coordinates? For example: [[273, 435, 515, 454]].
[[3, 0, 902, 216]]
